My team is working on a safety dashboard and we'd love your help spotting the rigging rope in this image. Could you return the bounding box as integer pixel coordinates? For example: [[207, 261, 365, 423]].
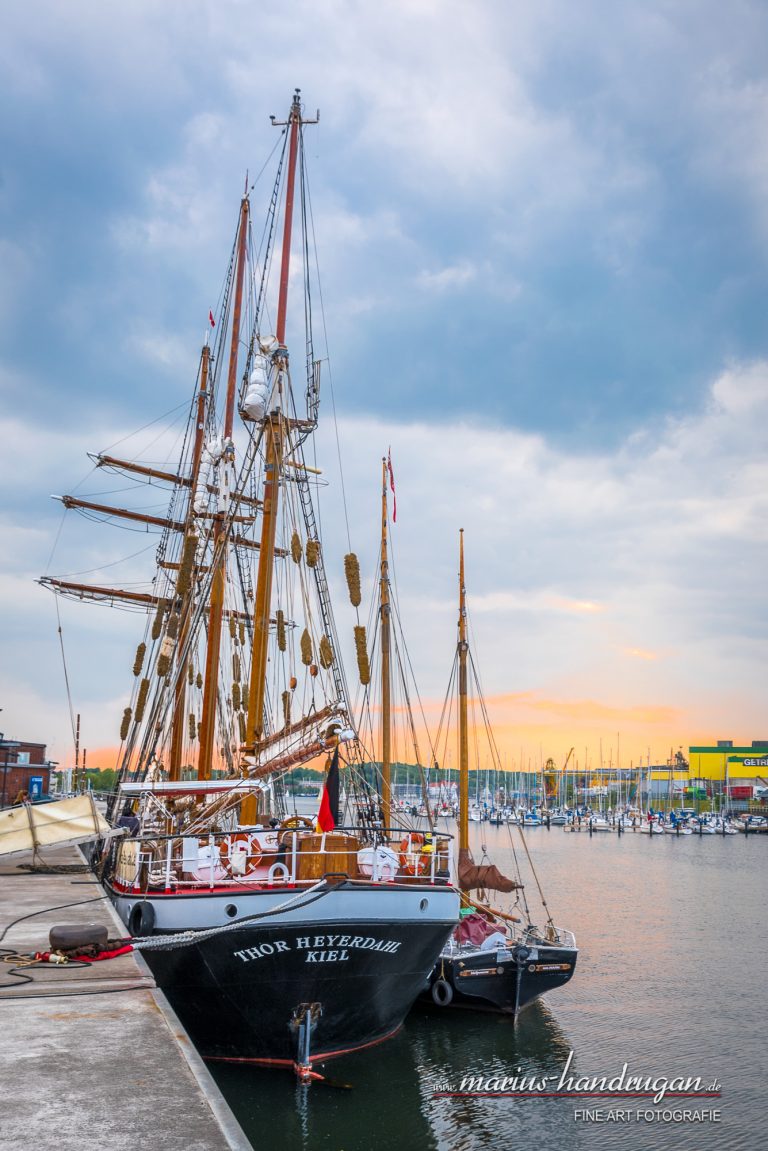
[[54, 597, 79, 751], [304, 148, 353, 556]]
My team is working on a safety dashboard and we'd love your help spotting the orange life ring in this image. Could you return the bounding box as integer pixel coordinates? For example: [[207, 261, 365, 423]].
[[220, 833, 262, 875], [398, 833, 430, 876]]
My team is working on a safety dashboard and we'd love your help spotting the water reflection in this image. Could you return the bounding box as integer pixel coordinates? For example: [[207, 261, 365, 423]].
[[211, 828, 767, 1151], [411, 1000, 576, 1151], [212, 1000, 574, 1151]]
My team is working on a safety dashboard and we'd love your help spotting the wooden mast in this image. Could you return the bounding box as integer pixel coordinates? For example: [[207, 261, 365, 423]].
[[458, 530, 470, 873], [169, 343, 210, 780], [198, 196, 249, 779], [243, 92, 303, 812], [380, 457, 392, 826]]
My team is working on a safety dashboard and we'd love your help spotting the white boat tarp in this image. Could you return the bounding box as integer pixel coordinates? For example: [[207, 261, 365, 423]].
[[0, 794, 110, 858]]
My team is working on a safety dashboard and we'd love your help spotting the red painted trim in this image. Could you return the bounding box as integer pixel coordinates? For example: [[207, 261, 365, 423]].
[[205, 1023, 402, 1067], [108, 877, 448, 899]]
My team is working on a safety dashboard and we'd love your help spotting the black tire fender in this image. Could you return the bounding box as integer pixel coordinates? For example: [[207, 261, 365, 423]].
[[431, 977, 454, 1007], [128, 900, 156, 937]]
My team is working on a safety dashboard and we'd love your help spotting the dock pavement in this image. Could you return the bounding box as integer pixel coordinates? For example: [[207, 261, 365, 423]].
[[0, 843, 251, 1151]]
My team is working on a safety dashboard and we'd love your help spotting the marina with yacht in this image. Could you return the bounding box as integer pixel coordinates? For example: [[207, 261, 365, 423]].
[[1, 58, 765, 1151]]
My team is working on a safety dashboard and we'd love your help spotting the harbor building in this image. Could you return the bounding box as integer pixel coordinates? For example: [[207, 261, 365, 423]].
[[635, 741, 768, 806], [688, 740, 768, 789], [0, 736, 55, 807]]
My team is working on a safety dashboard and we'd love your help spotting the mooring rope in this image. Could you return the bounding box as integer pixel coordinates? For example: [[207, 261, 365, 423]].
[[130, 878, 332, 951]]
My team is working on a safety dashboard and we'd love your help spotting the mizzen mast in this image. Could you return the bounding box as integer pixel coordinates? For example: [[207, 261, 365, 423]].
[[379, 457, 393, 827]]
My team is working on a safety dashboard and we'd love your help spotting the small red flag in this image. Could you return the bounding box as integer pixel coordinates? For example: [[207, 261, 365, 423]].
[[316, 747, 340, 832], [387, 449, 397, 523], [208, 310, 215, 328]]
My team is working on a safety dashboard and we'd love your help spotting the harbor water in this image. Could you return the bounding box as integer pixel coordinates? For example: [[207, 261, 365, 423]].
[[209, 820, 765, 1150]]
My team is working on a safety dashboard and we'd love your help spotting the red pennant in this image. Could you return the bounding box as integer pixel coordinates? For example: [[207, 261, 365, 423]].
[[387, 449, 397, 523]]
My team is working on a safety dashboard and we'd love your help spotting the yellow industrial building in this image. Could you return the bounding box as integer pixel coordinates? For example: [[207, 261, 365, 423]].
[[643, 740, 768, 803], [687, 740, 768, 785]]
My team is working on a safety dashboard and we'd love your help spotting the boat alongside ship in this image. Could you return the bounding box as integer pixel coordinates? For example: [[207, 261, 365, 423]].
[[40, 91, 459, 1076], [421, 532, 578, 1016]]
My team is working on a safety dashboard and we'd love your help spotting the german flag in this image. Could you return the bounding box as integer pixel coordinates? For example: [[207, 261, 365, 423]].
[[316, 747, 340, 832]]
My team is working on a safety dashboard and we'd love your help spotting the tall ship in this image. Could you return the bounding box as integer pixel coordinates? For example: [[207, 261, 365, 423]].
[[421, 531, 578, 1014], [40, 91, 459, 1076]]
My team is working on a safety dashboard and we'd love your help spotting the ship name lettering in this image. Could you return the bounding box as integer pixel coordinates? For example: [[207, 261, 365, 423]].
[[234, 940, 290, 963], [234, 935, 401, 963], [304, 949, 351, 963]]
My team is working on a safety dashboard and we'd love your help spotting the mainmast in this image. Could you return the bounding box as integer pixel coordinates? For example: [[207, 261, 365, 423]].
[[198, 195, 250, 779], [244, 91, 311, 782], [380, 457, 392, 827], [458, 530, 470, 872]]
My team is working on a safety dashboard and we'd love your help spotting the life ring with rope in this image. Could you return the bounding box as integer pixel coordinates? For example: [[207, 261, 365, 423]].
[[398, 832, 431, 877], [218, 833, 263, 875]]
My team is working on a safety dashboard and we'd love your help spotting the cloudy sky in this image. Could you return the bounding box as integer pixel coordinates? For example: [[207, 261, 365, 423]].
[[1, 0, 766, 773]]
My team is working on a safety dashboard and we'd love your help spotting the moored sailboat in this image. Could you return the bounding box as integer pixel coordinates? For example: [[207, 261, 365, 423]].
[[40, 91, 459, 1076], [422, 531, 577, 1015]]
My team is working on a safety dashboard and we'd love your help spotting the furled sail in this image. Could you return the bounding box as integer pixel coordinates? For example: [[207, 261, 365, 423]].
[[458, 847, 521, 893]]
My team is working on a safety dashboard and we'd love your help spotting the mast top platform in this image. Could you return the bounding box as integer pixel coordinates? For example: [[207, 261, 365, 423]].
[[270, 89, 319, 127]]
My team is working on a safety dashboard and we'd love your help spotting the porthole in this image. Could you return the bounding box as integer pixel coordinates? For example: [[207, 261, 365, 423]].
[[225, 904, 238, 918], [420, 898, 429, 912]]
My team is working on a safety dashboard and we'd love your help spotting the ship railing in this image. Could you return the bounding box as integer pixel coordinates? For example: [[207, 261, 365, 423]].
[[446, 921, 576, 955], [110, 825, 455, 893], [523, 924, 577, 949]]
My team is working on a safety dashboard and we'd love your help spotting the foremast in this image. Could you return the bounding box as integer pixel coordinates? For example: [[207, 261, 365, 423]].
[[197, 194, 250, 779], [169, 342, 211, 780]]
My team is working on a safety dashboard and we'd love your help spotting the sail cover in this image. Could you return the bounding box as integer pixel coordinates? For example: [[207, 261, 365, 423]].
[[0, 795, 109, 858], [458, 847, 521, 893]]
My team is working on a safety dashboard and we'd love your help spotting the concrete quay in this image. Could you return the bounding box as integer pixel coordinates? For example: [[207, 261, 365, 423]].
[[0, 844, 251, 1151]]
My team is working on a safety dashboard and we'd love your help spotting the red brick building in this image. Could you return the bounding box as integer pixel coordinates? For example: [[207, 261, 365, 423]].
[[0, 738, 54, 807]]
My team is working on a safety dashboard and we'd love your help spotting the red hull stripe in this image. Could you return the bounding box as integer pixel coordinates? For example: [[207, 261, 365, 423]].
[[204, 1023, 402, 1067]]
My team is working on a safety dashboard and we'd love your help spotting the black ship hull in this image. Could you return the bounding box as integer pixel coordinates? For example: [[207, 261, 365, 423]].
[[421, 941, 577, 1015], [108, 880, 458, 1066]]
